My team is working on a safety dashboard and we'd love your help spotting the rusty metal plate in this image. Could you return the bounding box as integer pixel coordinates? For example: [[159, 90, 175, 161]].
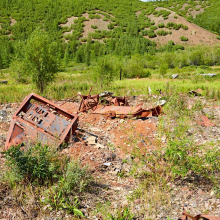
[[5, 93, 78, 150], [178, 210, 220, 220], [93, 105, 162, 118]]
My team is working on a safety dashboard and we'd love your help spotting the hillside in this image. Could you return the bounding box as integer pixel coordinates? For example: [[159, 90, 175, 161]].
[[1, 1, 220, 219], [0, 0, 220, 70]]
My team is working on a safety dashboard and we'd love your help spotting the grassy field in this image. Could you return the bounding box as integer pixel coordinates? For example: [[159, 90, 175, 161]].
[[1, 62, 220, 103]]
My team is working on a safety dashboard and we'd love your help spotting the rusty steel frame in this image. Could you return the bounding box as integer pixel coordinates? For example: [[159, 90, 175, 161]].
[[5, 93, 78, 150], [178, 210, 220, 220], [78, 94, 99, 113]]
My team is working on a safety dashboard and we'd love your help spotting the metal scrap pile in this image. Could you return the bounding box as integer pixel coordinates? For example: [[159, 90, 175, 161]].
[[4, 88, 163, 150]]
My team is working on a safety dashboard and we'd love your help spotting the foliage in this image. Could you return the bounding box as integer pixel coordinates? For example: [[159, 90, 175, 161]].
[[148, 31, 156, 38], [5, 143, 62, 185], [217, 36, 220, 40], [158, 23, 165, 28], [91, 25, 98, 29], [95, 56, 114, 88], [24, 28, 59, 93], [156, 30, 168, 36], [180, 36, 188, 41], [107, 207, 134, 220], [61, 161, 92, 194]]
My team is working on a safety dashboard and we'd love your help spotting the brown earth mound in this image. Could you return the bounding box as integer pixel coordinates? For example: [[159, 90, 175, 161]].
[[145, 7, 219, 46]]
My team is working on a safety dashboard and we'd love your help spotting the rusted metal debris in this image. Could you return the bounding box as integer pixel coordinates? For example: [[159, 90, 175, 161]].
[[78, 94, 99, 113], [189, 89, 203, 96], [93, 105, 162, 118], [201, 115, 215, 127], [75, 87, 162, 118], [178, 210, 220, 220], [5, 93, 78, 150]]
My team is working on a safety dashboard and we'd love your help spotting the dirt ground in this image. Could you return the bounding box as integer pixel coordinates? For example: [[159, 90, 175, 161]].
[[144, 7, 219, 46], [1, 95, 220, 219]]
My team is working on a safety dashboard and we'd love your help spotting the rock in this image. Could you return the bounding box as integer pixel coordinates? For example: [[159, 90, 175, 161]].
[[6, 104, 12, 109], [94, 143, 105, 149], [171, 74, 179, 79], [86, 136, 97, 145], [157, 100, 166, 106], [103, 162, 111, 167], [106, 153, 116, 161], [200, 73, 216, 77], [90, 127, 102, 132]]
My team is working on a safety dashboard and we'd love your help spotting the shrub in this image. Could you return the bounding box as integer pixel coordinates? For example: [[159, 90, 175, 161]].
[[141, 29, 148, 36], [91, 25, 98, 29], [166, 22, 174, 28], [89, 14, 101, 19], [180, 36, 188, 41], [107, 23, 115, 29], [62, 161, 92, 194], [156, 30, 168, 36], [217, 36, 220, 40], [183, 25, 188, 30], [158, 23, 165, 28], [5, 143, 63, 185], [148, 31, 156, 38], [150, 25, 157, 31]]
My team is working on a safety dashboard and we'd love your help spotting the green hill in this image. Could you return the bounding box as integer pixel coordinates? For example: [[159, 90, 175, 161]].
[[0, 0, 220, 69]]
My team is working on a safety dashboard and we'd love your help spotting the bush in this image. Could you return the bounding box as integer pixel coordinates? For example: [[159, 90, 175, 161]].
[[150, 25, 157, 31], [156, 30, 168, 36], [148, 31, 156, 38], [107, 23, 115, 29], [158, 23, 165, 28], [62, 161, 92, 194], [89, 14, 101, 19], [183, 25, 188, 30], [91, 25, 98, 29], [5, 143, 63, 185], [180, 36, 188, 41], [217, 36, 220, 40]]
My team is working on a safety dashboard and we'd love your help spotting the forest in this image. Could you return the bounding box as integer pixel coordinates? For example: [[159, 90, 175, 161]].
[[0, 0, 220, 71]]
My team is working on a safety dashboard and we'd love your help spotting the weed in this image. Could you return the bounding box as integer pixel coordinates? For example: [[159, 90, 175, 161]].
[[4, 143, 63, 185]]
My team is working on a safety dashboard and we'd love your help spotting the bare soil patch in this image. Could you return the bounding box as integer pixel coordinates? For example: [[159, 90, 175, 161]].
[[82, 13, 110, 38], [59, 16, 78, 27], [190, 7, 205, 18], [147, 7, 219, 46], [136, 10, 141, 17], [10, 17, 16, 26]]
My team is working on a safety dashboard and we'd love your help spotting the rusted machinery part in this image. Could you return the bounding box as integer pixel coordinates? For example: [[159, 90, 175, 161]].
[[111, 96, 129, 106], [5, 93, 78, 150], [93, 105, 162, 118], [78, 94, 100, 113], [178, 210, 220, 220]]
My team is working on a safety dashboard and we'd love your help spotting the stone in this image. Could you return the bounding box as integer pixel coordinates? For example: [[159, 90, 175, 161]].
[[171, 74, 179, 79], [94, 143, 105, 149], [90, 127, 102, 132], [106, 153, 116, 161], [103, 162, 111, 167], [86, 136, 97, 145], [156, 100, 166, 106]]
